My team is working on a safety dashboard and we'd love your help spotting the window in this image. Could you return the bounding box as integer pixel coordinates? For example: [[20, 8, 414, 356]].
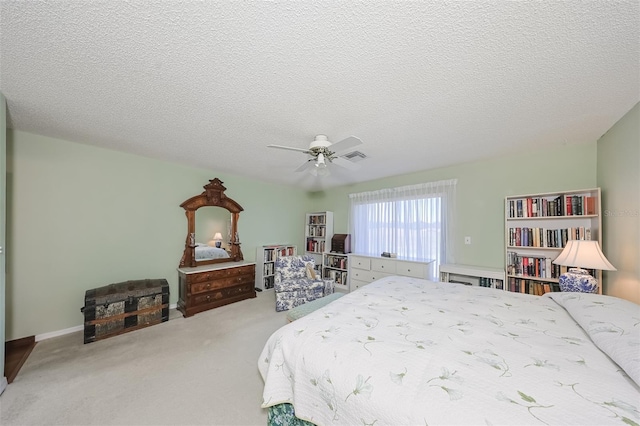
[[349, 179, 457, 280]]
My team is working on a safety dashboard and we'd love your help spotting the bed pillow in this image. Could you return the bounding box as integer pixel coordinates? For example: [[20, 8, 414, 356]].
[[548, 292, 640, 387]]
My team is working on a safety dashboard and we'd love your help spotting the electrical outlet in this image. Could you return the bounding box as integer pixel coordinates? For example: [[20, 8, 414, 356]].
[[464, 236, 471, 245]]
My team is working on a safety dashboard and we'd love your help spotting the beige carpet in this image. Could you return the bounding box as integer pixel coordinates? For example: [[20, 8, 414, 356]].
[[0, 291, 287, 426]]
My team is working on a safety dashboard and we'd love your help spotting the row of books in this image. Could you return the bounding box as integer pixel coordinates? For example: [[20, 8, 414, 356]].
[[508, 195, 596, 218], [507, 227, 591, 248], [307, 225, 326, 237], [566, 195, 596, 216], [323, 270, 348, 285], [507, 252, 596, 279], [324, 255, 348, 270], [308, 215, 326, 224], [306, 239, 326, 253], [263, 276, 275, 290], [263, 246, 295, 262], [508, 278, 560, 295], [262, 262, 274, 276], [507, 253, 557, 279], [479, 277, 504, 290]]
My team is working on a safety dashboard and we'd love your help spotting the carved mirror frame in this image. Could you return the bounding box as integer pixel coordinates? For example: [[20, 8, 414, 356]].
[[179, 178, 244, 268]]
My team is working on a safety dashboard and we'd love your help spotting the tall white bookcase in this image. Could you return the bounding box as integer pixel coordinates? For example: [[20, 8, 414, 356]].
[[255, 244, 297, 291], [505, 188, 602, 295], [305, 211, 334, 272]]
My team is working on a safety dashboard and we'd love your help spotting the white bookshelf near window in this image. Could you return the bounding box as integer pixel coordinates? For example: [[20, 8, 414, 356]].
[[255, 244, 297, 291], [505, 187, 602, 295], [439, 264, 505, 289], [305, 211, 334, 272], [322, 252, 349, 293]]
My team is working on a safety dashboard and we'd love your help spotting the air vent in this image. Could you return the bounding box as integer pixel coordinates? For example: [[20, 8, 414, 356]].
[[341, 150, 367, 162]]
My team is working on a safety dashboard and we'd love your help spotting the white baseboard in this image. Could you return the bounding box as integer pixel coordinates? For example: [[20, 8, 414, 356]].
[[35, 325, 84, 342], [34, 303, 178, 342]]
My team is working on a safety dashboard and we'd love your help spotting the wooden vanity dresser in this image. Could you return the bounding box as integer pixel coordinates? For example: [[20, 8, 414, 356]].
[[177, 261, 256, 317], [177, 178, 256, 317]]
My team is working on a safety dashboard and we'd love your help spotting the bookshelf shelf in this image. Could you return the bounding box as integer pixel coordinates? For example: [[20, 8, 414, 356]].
[[439, 264, 505, 289], [505, 188, 603, 295], [506, 246, 562, 250], [305, 211, 333, 272], [322, 252, 349, 292], [255, 244, 297, 291]]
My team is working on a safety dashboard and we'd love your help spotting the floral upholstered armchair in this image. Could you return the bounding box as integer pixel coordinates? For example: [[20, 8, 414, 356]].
[[274, 255, 335, 312]]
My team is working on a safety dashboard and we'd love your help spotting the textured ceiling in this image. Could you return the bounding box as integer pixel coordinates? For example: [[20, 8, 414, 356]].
[[1, 1, 638, 190]]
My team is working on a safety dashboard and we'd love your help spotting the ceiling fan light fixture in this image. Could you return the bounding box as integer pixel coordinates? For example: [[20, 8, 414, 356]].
[[312, 154, 330, 177], [317, 152, 326, 165], [313, 164, 330, 177], [268, 134, 362, 178]]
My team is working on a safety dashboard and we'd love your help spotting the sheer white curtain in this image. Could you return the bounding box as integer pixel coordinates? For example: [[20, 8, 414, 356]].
[[348, 179, 457, 280]]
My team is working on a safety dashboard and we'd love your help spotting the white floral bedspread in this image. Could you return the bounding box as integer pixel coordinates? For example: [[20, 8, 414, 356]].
[[259, 276, 640, 426], [194, 245, 229, 260]]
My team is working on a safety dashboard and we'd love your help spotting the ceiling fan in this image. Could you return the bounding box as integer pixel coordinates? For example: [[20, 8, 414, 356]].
[[267, 135, 363, 176]]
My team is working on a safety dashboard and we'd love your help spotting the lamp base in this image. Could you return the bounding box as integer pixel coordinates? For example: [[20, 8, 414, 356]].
[[215, 242, 222, 248], [558, 268, 598, 293]]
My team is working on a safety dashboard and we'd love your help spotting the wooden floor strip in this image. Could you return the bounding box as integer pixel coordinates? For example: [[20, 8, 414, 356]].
[[4, 336, 36, 384]]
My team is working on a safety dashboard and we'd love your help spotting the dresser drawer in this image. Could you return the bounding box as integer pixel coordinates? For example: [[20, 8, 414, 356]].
[[351, 268, 390, 283], [187, 265, 255, 284], [349, 268, 370, 282], [190, 273, 253, 294], [351, 279, 369, 291], [396, 261, 428, 278], [371, 258, 396, 274], [192, 283, 254, 306], [350, 256, 371, 270]]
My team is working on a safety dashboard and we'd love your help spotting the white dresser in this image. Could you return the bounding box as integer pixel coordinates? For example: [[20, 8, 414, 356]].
[[348, 254, 435, 291]]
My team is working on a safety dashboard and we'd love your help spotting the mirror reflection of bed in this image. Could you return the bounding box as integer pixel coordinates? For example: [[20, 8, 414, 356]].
[[194, 206, 231, 262], [194, 244, 230, 261]]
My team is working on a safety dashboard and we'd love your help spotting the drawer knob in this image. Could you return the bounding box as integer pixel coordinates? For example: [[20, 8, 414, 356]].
[[206, 295, 211, 301]]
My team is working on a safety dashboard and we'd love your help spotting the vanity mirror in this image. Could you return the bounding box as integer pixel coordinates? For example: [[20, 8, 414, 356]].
[[179, 178, 244, 267]]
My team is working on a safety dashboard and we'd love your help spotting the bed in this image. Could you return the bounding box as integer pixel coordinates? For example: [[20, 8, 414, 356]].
[[194, 243, 230, 261], [259, 276, 640, 425]]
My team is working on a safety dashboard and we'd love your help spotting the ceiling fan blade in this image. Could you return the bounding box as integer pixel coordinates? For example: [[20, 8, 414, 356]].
[[267, 144, 312, 154], [294, 159, 315, 172], [328, 136, 362, 154], [331, 156, 361, 170]]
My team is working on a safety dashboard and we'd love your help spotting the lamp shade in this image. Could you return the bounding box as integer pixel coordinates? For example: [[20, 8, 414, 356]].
[[553, 240, 616, 270], [212, 232, 224, 248]]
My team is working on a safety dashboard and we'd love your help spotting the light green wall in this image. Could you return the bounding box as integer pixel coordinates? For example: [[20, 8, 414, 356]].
[[597, 102, 640, 304], [309, 143, 597, 269], [7, 125, 626, 339], [6, 130, 314, 339]]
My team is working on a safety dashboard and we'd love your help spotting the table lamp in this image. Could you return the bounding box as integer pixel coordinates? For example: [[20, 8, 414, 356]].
[[213, 232, 223, 248], [552, 240, 616, 293]]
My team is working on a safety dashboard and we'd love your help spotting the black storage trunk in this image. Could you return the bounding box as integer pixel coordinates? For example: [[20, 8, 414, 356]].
[[82, 279, 169, 344]]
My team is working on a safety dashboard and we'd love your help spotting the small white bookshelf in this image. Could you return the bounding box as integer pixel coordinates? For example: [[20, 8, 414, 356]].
[[439, 264, 505, 290], [255, 244, 297, 291]]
